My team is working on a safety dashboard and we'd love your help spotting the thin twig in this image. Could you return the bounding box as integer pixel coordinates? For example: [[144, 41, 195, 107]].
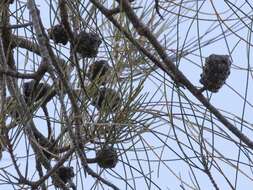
[[0, 22, 33, 29]]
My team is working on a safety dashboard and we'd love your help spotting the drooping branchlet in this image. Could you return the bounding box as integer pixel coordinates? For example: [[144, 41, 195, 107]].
[[96, 146, 118, 168], [75, 31, 102, 58], [200, 54, 231, 92], [48, 24, 69, 45]]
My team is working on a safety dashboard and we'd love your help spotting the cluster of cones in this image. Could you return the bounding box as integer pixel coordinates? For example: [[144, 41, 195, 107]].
[[48, 25, 120, 169]]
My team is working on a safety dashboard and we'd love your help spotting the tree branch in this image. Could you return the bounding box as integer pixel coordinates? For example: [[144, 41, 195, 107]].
[[90, 0, 253, 150]]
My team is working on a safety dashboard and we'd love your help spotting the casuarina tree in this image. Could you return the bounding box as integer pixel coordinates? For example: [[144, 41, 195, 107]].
[[0, 1, 252, 189]]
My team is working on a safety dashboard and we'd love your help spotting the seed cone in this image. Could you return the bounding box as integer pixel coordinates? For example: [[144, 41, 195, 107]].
[[23, 80, 51, 103], [200, 54, 231, 92], [91, 87, 121, 113], [48, 24, 68, 45], [57, 166, 75, 184], [96, 147, 118, 168], [75, 31, 101, 58], [54, 166, 75, 188], [87, 60, 111, 84]]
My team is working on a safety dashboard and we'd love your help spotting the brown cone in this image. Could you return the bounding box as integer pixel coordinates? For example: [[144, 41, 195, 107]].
[[48, 24, 68, 45], [200, 54, 231, 92], [96, 146, 118, 168], [75, 31, 101, 58]]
